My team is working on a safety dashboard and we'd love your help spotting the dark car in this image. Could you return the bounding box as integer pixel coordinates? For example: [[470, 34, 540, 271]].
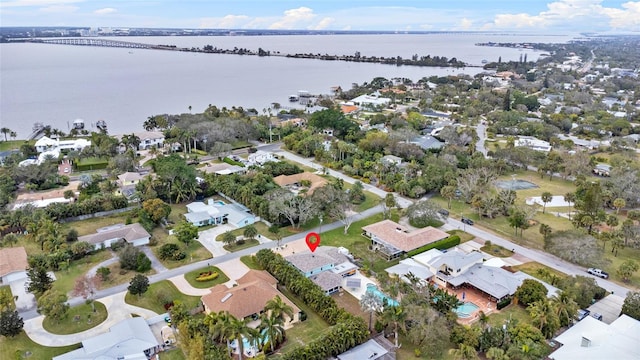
[[438, 209, 449, 216], [577, 309, 590, 321], [461, 218, 474, 225]]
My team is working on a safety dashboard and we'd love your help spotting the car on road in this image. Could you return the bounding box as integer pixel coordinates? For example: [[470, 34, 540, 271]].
[[461, 217, 474, 225], [438, 209, 449, 216], [587, 268, 609, 279]]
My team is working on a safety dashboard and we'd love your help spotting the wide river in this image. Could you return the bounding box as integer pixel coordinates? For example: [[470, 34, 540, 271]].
[[1, 33, 576, 138]]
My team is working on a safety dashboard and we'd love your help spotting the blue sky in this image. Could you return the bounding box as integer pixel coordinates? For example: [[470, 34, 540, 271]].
[[1, 0, 639, 33]]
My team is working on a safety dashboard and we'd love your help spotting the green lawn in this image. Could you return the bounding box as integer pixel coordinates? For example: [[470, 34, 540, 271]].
[[168, 204, 188, 225], [159, 349, 186, 360], [63, 213, 135, 236], [501, 170, 577, 200], [52, 250, 113, 296], [0, 332, 80, 359], [481, 243, 514, 257], [215, 223, 275, 241], [446, 230, 474, 243], [270, 286, 330, 358], [42, 301, 108, 334], [151, 228, 212, 269], [0, 140, 33, 151], [223, 239, 260, 252], [487, 303, 531, 328], [601, 246, 640, 289], [184, 266, 230, 289], [1, 285, 16, 309], [124, 280, 201, 314], [240, 255, 264, 270]]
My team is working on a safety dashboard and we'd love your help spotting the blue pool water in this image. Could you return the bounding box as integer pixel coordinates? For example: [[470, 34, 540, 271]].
[[214, 200, 226, 206], [366, 284, 399, 307], [232, 329, 269, 356], [455, 302, 480, 318]]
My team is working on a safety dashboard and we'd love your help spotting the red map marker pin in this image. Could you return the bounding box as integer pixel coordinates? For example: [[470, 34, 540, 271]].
[[305, 232, 321, 253]]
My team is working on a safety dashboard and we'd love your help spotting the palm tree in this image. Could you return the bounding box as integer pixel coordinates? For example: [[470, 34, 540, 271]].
[[222, 231, 237, 247], [613, 198, 626, 215], [226, 314, 252, 360], [1, 127, 11, 141], [379, 304, 406, 347], [264, 295, 294, 322], [207, 311, 234, 357], [243, 225, 258, 241], [259, 311, 285, 353], [486, 347, 509, 360], [441, 185, 457, 209], [360, 290, 383, 331], [268, 224, 282, 248], [550, 291, 578, 327], [528, 299, 560, 338], [564, 192, 576, 219], [540, 192, 553, 214], [449, 343, 479, 360]]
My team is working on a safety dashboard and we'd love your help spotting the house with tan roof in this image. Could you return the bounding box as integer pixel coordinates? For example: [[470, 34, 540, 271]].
[[362, 220, 449, 259], [78, 223, 150, 250], [0, 247, 28, 284], [285, 246, 357, 295], [273, 172, 328, 195], [201, 270, 300, 327]]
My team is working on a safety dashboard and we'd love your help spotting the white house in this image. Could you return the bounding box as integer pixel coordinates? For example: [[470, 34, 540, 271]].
[[515, 136, 552, 152], [549, 314, 640, 360], [53, 317, 160, 360], [136, 131, 165, 150], [184, 199, 256, 228], [247, 150, 277, 166], [78, 223, 150, 250], [34, 136, 91, 153]]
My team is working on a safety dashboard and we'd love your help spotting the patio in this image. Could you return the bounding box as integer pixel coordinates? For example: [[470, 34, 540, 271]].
[[445, 285, 497, 325]]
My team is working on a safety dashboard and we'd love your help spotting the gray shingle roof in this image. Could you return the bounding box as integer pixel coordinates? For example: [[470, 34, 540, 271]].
[[77, 223, 150, 246]]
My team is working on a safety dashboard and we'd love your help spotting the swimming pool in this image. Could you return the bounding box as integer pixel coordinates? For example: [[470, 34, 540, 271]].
[[231, 329, 269, 357], [366, 284, 399, 307], [455, 302, 480, 318], [213, 200, 226, 206]]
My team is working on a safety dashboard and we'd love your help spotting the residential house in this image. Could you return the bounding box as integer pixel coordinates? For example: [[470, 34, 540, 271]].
[[349, 92, 391, 109], [184, 199, 256, 228], [199, 163, 247, 176], [0, 247, 28, 284], [136, 131, 165, 150], [116, 171, 144, 198], [286, 246, 358, 295], [381, 155, 403, 167], [78, 223, 150, 250], [201, 270, 300, 327], [361, 220, 449, 259], [337, 337, 396, 360], [549, 314, 640, 360], [247, 150, 277, 166], [411, 135, 444, 151], [52, 317, 160, 360], [515, 136, 552, 152], [273, 172, 328, 195], [35, 136, 91, 154]]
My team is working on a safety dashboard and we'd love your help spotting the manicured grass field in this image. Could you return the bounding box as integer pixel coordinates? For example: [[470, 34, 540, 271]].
[[99, 265, 156, 291], [159, 349, 186, 360], [0, 140, 33, 151], [270, 286, 330, 358], [168, 204, 187, 225], [223, 239, 260, 252], [42, 301, 108, 335], [62, 213, 135, 236], [184, 266, 230, 289], [446, 229, 474, 243], [151, 228, 212, 269], [511, 261, 569, 284], [215, 222, 275, 241], [487, 303, 531, 328], [0, 332, 80, 359], [124, 280, 201, 314], [240, 255, 264, 270], [52, 250, 113, 295], [481, 243, 514, 257]]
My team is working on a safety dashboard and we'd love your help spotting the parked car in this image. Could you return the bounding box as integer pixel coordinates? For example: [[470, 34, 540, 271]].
[[461, 218, 474, 225], [577, 309, 590, 321], [438, 209, 449, 216], [591, 312, 603, 321], [587, 268, 609, 279]]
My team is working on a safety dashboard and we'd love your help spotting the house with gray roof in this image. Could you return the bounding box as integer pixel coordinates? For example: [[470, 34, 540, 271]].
[[53, 317, 160, 360], [411, 135, 444, 151], [184, 199, 256, 228], [285, 246, 357, 295], [336, 337, 396, 360], [78, 223, 150, 250]]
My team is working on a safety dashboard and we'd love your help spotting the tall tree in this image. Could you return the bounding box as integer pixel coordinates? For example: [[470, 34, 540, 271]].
[[259, 311, 285, 353], [264, 295, 294, 323], [540, 192, 553, 214], [360, 290, 383, 331], [617, 260, 639, 282], [243, 225, 258, 241], [26, 266, 53, 296], [128, 274, 149, 297], [37, 289, 69, 322], [174, 221, 199, 245], [0, 309, 24, 337]]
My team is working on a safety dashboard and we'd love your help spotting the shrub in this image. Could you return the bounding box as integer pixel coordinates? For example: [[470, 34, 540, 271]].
[[223, 157, 244, 167], [406, 235, 461, 257], [497, 296, 512, 310], [195, 272, 219, 282]]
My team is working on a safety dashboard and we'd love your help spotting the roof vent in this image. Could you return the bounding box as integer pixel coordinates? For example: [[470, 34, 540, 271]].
[[221, 293, 232, 303], [581, 336, 591, 347]]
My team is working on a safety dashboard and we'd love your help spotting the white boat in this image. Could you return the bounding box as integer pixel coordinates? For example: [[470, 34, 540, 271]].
[[289, 95, 299, 102], [72, 119, 85, 130]]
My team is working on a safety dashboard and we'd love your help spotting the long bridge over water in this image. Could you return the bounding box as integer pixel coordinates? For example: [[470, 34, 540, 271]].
[[36, 38, 155, 49]]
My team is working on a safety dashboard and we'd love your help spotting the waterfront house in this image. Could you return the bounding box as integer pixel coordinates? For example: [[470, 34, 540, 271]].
[[285, 246, 357, 295], [34, 136, 91, 154], [52, 317, 160, 360], [362, 220, 449, 259], [0, 247, 28, 284], [201, 270, 300, 327], [78, 223, 150, 250]]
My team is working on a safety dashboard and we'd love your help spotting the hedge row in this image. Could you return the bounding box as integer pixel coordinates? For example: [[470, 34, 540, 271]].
[[406, 235, 461, 258], [255, 249, 369, 358], [196, 272, 219, 282], [222, 157, 245, 167], [497, 296, 512, 310]]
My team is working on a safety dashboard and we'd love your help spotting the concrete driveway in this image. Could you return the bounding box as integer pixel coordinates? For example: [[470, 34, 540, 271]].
[[197, 224, 235, 257], [10, 278, 36, 312]]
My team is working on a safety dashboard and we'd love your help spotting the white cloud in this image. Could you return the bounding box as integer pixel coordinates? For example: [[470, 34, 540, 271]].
[[94, 7, 116, 15], [2, 0, 82, 7], [309, 17, 334, 30], [459, 18, 473, 30], [484, 0, 640, 31], [199, 14, 250, 29], [268, 7, 316, 29], [38, 4, 77, 13]]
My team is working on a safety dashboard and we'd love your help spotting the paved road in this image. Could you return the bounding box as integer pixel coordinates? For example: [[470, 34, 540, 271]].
[[443, 217, 631, 297], [475, 121, 489, 157]]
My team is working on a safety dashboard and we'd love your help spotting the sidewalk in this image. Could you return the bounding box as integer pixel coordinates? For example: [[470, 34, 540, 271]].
[[24, 291, 159, 347]]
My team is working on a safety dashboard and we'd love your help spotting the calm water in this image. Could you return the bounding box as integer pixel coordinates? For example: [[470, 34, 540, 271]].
[[1, 33, 575, 138]]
